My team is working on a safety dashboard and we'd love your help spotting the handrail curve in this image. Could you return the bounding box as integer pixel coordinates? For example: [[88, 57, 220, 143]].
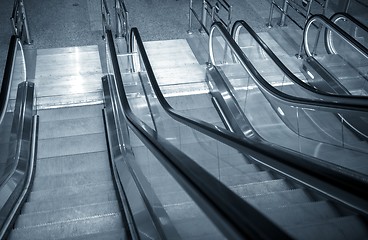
[[229, 20, 368, 108], [304, 14, 368, 58], [326, 12, 368, 55]]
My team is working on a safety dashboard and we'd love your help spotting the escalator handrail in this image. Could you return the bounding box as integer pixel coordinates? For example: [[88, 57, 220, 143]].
[[327, 12, 368, 55], [230, 20, 368, 108], [0, 35, 18, 126], [0, 82, 36, 239], [212, 20, 368, 110], [128, 22, 368, 201], [305, 14, 368, 59], [106, 27, 293, 239]]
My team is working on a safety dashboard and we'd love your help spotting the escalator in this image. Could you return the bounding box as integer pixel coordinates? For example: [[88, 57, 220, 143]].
[[105, 23, 368, 238], [1, 7, 368, 240], [210, 20, 368, 173], [0, 36, 128, 239], [302, 13, 368, 96]]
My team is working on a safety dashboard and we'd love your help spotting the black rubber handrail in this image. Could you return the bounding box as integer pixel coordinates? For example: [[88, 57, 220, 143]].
[[130, 21, 368, 201], [106, 28, 293, 239], [305, 14, 368, 59], [0, 35, 18, 126], [231, 20, 368, 106], [326, 12, 368, 55]]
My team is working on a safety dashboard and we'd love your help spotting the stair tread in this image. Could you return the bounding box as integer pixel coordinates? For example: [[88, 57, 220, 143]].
[[9, 212, 123, 240], [29, 181, 115, 202], [58, 228, 127, 240], [38, 116, 105, 139], [23, 190, 118, 214], [286, 215, 368, 240], [38, 104, 103, 122], [37, 133, 107, 159], [262, 200, 341, 227], [16, 201, 120, 228], [32, 169, 112, 191], [35, 151, 110, 177]]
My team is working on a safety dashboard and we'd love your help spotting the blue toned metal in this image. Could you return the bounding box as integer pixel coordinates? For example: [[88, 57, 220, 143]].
[[0, 81, 36, 239]]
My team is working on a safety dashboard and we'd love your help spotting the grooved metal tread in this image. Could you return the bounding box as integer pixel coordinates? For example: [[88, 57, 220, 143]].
[[9, 212, 123, 240], [28, 181, 115, 202]]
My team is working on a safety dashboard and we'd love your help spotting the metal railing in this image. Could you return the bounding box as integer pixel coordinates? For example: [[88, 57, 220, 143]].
[[267, 0, 329, 28], [303, 14, 368, 58], [326, 12, 368, 54], [10, 0, 32, 44], [210, 21, 368, 191], [188, 0, 232, 35], [231, 19, 368, 106], [115, 0, 129, 43], [101, 0, 111, 39]]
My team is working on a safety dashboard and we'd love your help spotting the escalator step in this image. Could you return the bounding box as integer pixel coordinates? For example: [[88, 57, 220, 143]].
[[28, 181, 115, 202], [286, 215, 368, 240], [37, 133, 107, 159], [9, 212, 123, 240], [38, 104, 103, 122], [38, 116, 104, 140], [230, 179, 292, 197], [35, 151, 110, 177], [220, 170, 274, 186], [22, 191, 118, 214], [31, 169, 112, 191], [15, 201, 120, 228], [262, 201, 341, 227], [244, 188, 313, 209], [58, 228, 127, 240]]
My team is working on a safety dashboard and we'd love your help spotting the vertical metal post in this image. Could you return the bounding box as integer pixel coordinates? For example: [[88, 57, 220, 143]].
[[200, 0, 207, 33], [322, 0, 330, 16], [20, 0, 32, 44], [188, 0, 193, 34], [116, 0, 123, 38], [296, 0, 314, 58], [266, 0, 275, 28], [279, 0, 289, 26], [343, 0, 351, 12]]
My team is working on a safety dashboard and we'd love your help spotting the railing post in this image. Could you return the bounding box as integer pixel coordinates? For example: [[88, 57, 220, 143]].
[[296, 0, 314, 58], [116, 0, 123, 38], [279, 0, 288, 26], [188, 0, 193, 34], [20, 0, 32, 44], [200, 0, 207, 33], [266, 0, 275, 28]]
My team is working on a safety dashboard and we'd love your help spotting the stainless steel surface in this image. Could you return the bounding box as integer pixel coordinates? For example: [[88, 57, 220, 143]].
[[121, 27, 368, 239], [0, 81, 35, 239], [6, 44, 127, 239]]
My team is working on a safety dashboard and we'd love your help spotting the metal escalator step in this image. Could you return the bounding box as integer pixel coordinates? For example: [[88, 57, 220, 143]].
[[9, 212, 123, 240], [220, 170, 275, 186], [31, 169, 112, 191], [35, 151, 110, 177], [58, 228, 127, 240], [166, 94, 214, 110], [286, 215, 368, 240], [15, 200, 120, 228], [38, 104, 103, 122], [168, 214, 224, 240], [37, 133, 107, 159], [244, 188, 313, 209], [262, 201, 341, 227], [230, 179, 292, 197], [28, 181, 115, 202], [22, 190, 118, 214], [39, 116, 105, 139]]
